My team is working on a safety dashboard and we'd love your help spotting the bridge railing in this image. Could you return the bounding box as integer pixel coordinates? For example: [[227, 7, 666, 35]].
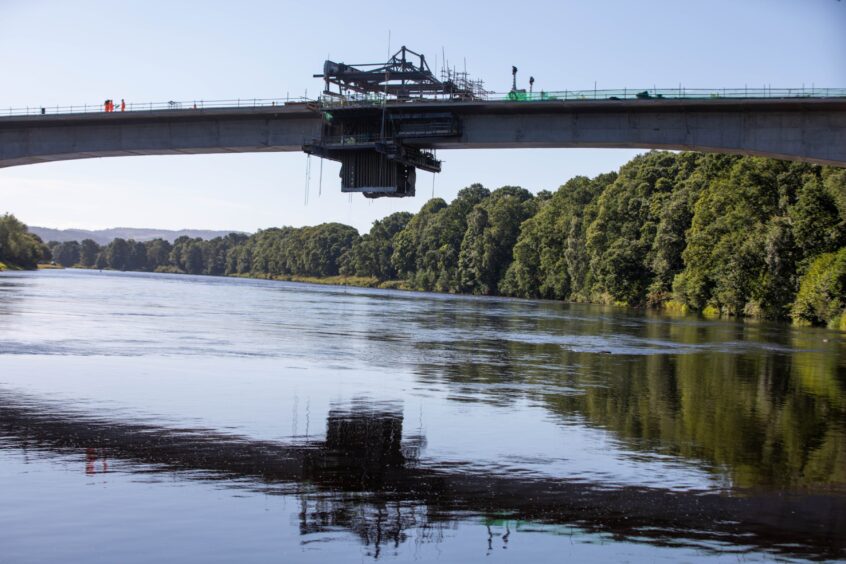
[[490, 87, 846, 102], [3, 97, 312, 117], [319, 87, 846, 107], [5, 88, 846, 117]]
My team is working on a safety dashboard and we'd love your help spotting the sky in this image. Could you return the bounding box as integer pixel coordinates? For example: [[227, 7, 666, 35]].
[[0, 0, 844, 234]]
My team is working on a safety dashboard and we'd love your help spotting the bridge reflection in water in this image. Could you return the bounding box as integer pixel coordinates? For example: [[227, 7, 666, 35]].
[[1, 391, 843, 561]]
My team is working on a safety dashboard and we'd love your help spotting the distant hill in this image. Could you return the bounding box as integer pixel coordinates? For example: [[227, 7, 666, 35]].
[[29, 226, 247, 245]]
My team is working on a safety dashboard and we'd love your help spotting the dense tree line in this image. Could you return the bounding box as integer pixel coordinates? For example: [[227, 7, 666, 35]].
[[38, 152, 846, 328], [0, 214, 48, 269]]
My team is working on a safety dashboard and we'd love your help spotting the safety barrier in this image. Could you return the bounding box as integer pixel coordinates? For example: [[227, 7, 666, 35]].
[[5, 88, 846, 117]]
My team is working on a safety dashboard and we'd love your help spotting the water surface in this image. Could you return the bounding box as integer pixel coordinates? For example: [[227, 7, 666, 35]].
[[1, 269, 844, 562]]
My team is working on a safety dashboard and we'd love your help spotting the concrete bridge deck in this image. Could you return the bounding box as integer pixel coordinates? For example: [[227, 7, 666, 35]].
[[1, 97, 844, 168]]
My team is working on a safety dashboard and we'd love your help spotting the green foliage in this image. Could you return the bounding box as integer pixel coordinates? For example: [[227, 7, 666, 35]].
[[391, 198, 448, 281], [343, 212, 412, 279], [105, 238, 130, 270], [673, 158, 830, 316], [410, 184, 491, 292], [791, 249, 846, 326], [145, 238, 172, 271], [790, 175, 845, 264], [458, 186, 536, 295], [79, 239, 100, 267], [10, 151, 841, 325], [127, 240, 147, 271], [0, 214, 47, 269], [586, 152, 700, 305], [501, 175, 610, 299], [223, 224, 357, 278], [53, 240, 81, 267]]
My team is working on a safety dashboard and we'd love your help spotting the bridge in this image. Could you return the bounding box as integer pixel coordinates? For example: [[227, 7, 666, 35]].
[[3, 45, 845, 197], [0, 90, 846, 197]]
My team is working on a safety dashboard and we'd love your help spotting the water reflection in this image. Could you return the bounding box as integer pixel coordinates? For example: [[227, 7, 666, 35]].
[[1, 270, 845, 561], [1, 390, 843, 560], [411, 302, 846, 490]]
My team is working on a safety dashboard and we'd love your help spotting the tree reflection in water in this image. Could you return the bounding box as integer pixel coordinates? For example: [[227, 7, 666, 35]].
[[0, 391, 843, 561], [409, 304, 846, 489]]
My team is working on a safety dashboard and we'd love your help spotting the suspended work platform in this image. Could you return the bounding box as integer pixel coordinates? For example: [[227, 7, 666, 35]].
[[305, 46, 487, 197]]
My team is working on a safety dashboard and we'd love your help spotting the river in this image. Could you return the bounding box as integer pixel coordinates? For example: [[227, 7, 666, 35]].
[[0, 269, 844, 562]]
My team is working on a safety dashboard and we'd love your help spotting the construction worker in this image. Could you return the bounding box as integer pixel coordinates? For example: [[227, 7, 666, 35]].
[[104, 99, 109, 112], [120, 98, 126, 112]]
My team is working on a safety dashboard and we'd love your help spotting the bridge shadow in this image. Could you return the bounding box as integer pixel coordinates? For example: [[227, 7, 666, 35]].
[[0, 390, 844, 560]]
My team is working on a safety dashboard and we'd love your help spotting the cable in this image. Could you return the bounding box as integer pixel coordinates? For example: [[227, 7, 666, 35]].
[[318, 157, 323, 197], [304, 154, 312, 205]]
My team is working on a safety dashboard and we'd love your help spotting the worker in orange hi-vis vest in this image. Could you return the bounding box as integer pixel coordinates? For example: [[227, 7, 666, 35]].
[[104, 99, 109, 112], [120, 99, 126, 112]]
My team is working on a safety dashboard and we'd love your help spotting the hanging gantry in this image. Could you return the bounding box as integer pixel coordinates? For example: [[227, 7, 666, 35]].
[[304, 47, 486, 198]]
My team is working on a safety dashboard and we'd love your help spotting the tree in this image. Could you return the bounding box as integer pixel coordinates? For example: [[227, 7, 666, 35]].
[[105, 238, 130, 270], [502, 174, 612, 300], [458, 186, 535, 295], [790, 176, 844, 266], [53, 240, 81, 267], [183, 241, 205, 274], [392, 184, 491, 292], [144, 238, 173, 271], [344, 212, 413, 279], [791, 249, 846, 326], [674, 158, 823, 316], [126, 240, 147, 271], [0, 214, 46, 269], [79, 239, 100, 267], [391, 198, 448, 280], [587, 152, 697, 305]]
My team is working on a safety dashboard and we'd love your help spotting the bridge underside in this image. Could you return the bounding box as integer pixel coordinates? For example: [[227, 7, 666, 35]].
[[1, 99, 844, 187], [444, 101, 846, 166], [0, 106, 321, 168]]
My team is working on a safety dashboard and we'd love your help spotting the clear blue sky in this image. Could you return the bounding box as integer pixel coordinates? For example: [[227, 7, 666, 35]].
[[1, 0, 843, 233]]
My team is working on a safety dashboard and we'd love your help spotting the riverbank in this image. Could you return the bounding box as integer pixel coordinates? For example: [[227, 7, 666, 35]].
[[225, 271, 846, 330], [229, 272, 410, 291], [0, 262, 63, 272], [0, 261, 25, 272]]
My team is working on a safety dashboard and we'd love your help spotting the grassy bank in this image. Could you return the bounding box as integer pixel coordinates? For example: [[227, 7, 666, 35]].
[[1, 262, 62, 271], [230, 272, 391, 289], [0, 261, 26, 271], [225, 271, 417, 291]]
